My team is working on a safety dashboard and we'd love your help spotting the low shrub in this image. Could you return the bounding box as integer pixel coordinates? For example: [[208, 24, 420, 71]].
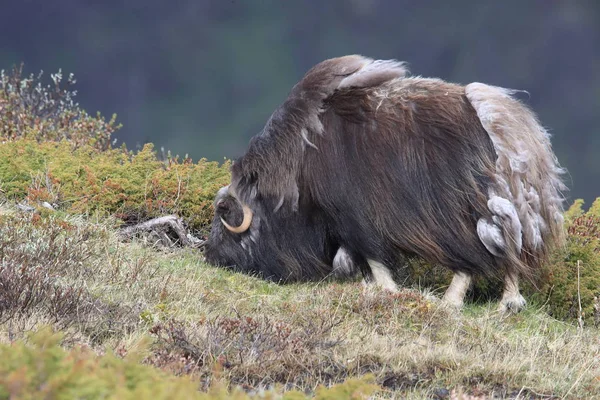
[[530, 198, 600, 325], [147, 314, 346, 392], [0, 327, 379, 400], [0, 212, 141, 338], [0, 140, 231, 231], [0, 212, 94, 325], [0, 64, 120, 150]]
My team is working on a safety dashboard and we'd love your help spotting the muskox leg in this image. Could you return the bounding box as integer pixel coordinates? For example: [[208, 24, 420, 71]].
[[365, 260, 398, 292], [498, 271, 527, 313], [442, 272, 472, 308]]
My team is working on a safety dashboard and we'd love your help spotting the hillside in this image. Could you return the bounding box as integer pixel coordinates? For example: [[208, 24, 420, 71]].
[[1, 66, 600, 399]]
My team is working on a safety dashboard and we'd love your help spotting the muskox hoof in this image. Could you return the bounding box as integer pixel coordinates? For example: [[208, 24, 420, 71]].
[[440, 272, 472, 310], [360, 278, 398, 295], [498, 294, 527, 314], [440, 294, 464, 310]]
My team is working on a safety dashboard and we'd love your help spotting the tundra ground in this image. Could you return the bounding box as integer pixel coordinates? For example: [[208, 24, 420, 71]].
[[1, 208, 599, 399]]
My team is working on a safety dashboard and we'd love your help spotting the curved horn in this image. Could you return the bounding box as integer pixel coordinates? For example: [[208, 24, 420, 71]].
[[221, 203, 253, 234]]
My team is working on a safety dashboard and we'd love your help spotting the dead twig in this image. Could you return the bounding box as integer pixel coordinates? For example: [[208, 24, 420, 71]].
[[118, 215, 204, 248], [577, 259, 584, 330], [16, 202, 35, 212]]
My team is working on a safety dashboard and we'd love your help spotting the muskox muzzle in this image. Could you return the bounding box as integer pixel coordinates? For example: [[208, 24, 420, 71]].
[[203, 185, 255, 270]]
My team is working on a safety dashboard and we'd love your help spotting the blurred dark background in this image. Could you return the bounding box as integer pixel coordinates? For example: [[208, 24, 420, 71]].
[[1, 0, 598, 203]]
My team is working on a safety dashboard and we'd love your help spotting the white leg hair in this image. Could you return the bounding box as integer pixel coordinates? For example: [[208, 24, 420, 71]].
[[442, 272, 472, 308], [365, 260, 398, 293], [332, 247, 355, 277], [498, 271, 527, 313]]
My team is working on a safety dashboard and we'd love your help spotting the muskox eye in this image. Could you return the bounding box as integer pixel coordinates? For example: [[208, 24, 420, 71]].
[[216, 199, 228, 212]]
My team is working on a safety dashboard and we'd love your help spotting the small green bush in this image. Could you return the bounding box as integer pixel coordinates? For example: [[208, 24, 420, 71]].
[[0, 139, 231, 230], [0, 64, 233, 231], [529, 198, 600, 324], [0, 327, 378, 400]]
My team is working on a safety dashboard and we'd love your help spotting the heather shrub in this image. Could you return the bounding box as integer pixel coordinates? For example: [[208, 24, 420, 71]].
[[0, 327, 378, 400], [528, 198, 600, 324], [0, 212, 93, 325], [0, 140, 231, 230], [0, 64, 231, 230], [0, 64, 120, 150], [148, 314, 345, 391], [0, 212, 141, 338]]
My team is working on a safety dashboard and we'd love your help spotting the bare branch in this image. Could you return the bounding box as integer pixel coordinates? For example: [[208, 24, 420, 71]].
[[118, 215, 204, 248]]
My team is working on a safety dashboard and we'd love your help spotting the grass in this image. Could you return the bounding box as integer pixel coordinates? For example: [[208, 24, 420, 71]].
[[1, 207, 600, 399]]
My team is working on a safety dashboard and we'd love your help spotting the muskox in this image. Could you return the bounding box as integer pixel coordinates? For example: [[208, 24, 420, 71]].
[[204, 55, 566, 312]]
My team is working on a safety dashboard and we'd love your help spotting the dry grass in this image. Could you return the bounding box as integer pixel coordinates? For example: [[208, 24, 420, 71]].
[[1, 208, 599, 399]]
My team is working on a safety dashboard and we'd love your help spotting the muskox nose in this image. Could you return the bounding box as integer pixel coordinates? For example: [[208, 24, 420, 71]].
[[202, 241, 216, 262], [202, 242, 226, 267]]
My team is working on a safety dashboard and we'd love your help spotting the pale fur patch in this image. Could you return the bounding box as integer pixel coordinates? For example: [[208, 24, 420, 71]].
[[332, 247, 356, 277], [442, 272, 472, 308], [300, 128, 318, 150], [273, 196, 285, 213], [499, 271, 527, 313], [366, 260, 398, 292], [466, 82, 566, 260], [338, 59, 408, 89], [306, 113, 325, 137], [487, 195, 523, 253], [476, 218, 505, 257]]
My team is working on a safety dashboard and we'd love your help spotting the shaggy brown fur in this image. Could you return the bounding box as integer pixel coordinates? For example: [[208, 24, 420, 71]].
[[205, 55, 566, 308]]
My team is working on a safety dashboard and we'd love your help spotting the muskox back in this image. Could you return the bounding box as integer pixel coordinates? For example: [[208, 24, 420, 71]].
[[205, 55, 566, 311]]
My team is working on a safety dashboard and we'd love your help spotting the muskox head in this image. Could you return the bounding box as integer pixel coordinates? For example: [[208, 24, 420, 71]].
[[203, 185, 254, 271], [204, 184, 357, 282]]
